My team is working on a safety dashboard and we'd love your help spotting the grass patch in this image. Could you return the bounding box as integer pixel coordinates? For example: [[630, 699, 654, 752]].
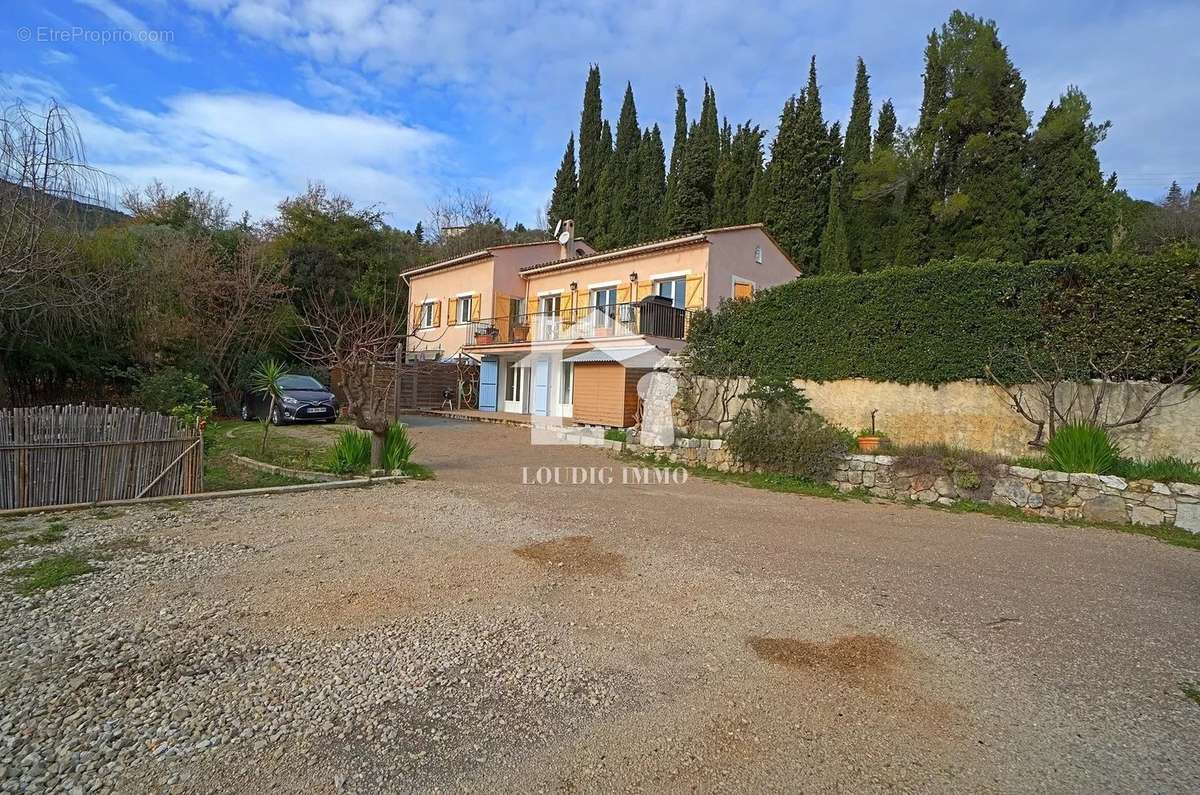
[[603, 428, 627, 443], [0, 537, 17, 560], [401, 462, 435, 480], [1016, 454, 1200, 485], [1181, 683, 1200, 706], [89, 509, 124, 520], [204, 418, 430, 490], [930, 499, 1200, 550], [5, 554, 96, 593], [24, 521, 67, 546]]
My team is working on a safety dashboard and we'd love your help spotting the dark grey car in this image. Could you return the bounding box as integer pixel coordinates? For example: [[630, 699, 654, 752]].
[[240, 375, 339, 425]]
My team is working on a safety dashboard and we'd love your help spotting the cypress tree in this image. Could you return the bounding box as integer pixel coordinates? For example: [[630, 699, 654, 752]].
[[745, 163, 769, 224], [664, 88, 687, 224], [765, 57, 835, 268], [670, 83, 720, 233], [712, 122, 764, 227], [842, 59, 872, 272], [1027, 87, 1114, 258], [598, 82, 643, 248], [843, 59, 872, 176], [576, 66, 604, 239], [818, 169, 850, 273], [636, 125, 667, 240], [548, 133, 577, 229], [873, 100, 897, 151]]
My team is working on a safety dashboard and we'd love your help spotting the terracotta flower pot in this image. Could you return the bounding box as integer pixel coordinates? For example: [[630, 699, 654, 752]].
[[857, 435, 881, 452], [474, 333, 496, 345], [511, 325, 529, 342]]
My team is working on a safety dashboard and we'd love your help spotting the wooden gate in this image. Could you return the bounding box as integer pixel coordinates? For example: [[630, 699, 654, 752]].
[[0, 405, 204, 509]]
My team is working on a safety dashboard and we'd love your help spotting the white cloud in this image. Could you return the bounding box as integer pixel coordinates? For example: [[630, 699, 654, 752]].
[[4, 73, 449, 224], [74, 0, 185, 60]]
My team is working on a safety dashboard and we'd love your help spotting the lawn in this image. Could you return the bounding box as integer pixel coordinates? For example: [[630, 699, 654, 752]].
[[203, 418, 430, 491]]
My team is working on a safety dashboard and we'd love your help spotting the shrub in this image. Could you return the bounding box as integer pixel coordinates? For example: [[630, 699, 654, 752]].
[[329, 428, 372, 474], [727, 406, 850, 482], [382, 424, 416, 471], [603, 428, 627, 443], [739, 377, 811, 413], [136, 368, 209, 414], [1112, 456, 1200, 485], [330, 424, 416, 474], [1046, 422, 1121, 474]]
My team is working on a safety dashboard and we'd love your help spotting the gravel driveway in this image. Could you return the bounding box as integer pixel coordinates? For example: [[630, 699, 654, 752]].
[[1, 416, 1198, 793]]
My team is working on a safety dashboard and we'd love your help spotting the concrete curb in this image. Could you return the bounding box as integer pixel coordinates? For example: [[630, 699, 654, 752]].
[[231, 455, 344, 483], [0, 476, 407, 518]]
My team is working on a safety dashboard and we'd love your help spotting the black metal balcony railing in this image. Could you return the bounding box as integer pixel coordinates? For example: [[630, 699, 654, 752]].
[[468, 301, 690, 345]]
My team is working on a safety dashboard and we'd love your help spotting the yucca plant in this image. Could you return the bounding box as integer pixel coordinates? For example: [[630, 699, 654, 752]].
[[1046, 421, 1121, 475], [329, 428, 372, 474], [382, 424, 416, 472], [249, 359, 288, 455]]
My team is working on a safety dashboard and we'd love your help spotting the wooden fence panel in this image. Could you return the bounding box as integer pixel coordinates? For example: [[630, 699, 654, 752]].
[[0, 405, 204, 509]]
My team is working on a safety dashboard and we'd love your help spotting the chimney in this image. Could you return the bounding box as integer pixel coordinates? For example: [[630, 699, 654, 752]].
[[557, 219, 575, 260]]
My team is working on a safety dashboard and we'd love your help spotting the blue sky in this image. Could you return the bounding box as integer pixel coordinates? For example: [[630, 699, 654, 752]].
[[3, 0, 1198, 229]]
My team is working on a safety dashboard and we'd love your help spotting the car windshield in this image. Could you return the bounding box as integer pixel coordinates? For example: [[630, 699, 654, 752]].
[[278, 375, 324, 390]]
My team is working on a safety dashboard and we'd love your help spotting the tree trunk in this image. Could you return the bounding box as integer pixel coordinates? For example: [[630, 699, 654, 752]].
[[370, 430, 385, 471]]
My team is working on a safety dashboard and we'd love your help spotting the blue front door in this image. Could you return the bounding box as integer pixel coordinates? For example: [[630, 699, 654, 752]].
[[479, 356, 498, 412], [532, 358, 550, 416]]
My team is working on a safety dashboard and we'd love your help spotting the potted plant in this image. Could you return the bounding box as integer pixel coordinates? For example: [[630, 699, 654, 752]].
[[856, 409, 884, 452], [474, 325, 498, 345], [511, 323, 530, 342]]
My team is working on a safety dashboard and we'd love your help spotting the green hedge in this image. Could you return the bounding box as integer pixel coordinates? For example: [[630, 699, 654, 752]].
[[686, 249, 1200, 385]]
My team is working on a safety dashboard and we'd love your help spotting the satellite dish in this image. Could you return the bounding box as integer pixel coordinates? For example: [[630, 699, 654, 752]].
[[558, 230, 571, 245], [553, 219, 563, 238]]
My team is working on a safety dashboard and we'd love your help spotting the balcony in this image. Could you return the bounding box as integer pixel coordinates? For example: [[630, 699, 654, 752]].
[[466, 299, 691, 347]]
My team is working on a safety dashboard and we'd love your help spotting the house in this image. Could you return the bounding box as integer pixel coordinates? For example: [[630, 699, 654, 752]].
[[402, 222, 800, 426]]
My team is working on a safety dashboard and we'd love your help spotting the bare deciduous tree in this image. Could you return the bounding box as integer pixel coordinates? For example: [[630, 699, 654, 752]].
[[295, 295, 404, 469], [171, 236, 291, 412], [0, 99, 114, 341], [985, 347, 1195, 448]]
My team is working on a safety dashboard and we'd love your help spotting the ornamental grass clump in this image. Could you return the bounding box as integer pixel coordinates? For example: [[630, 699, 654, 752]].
[[1046, 421, 1121, 475], [330, 424, 416, 474]]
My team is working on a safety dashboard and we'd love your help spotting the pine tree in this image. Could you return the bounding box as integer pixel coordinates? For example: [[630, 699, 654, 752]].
[[900, 12, 1030, 263], [413, 221, 424, 244], [818, 169, 850, 273], [1027, 87, 1114, 258], [670, 83, 720, 233], [636, 125, 667, 240], [576, 66, 605, 240], [873, 100, 897, 151], [1165, 180, 1186, 210], [764, 57, 836, 269], [548, 133, 577, 229]]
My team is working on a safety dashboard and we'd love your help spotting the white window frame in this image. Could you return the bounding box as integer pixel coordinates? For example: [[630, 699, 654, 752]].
[[456, 294, 473, 324], [505, 362, 524, 403], [419, 300, 438, 329], [754, 245, 763, 264], [653, 276, 687, 308], [560, 361, 574, 404]]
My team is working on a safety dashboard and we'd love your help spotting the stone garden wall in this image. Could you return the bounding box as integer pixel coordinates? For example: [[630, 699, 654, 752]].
[[621, 433, 1200, 534]]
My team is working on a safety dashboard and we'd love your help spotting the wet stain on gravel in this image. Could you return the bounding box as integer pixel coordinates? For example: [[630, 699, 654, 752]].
[[747, 634, 901, 680], [514, 535, 625, 576]]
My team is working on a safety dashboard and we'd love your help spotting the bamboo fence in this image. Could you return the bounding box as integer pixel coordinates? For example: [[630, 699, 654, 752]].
[[0, 405, 204, 509]]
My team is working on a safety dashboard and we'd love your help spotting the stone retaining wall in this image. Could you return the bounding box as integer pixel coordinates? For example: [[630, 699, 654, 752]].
[[622, 433, 1200, 534]]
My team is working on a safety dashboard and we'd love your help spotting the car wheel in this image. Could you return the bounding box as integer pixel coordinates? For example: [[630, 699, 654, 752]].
[[240, 403, 253, 421], [270, 407, 284, 426]]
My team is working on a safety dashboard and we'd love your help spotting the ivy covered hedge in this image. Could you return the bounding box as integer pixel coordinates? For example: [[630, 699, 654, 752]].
[[686, 249, 1200, 385]]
